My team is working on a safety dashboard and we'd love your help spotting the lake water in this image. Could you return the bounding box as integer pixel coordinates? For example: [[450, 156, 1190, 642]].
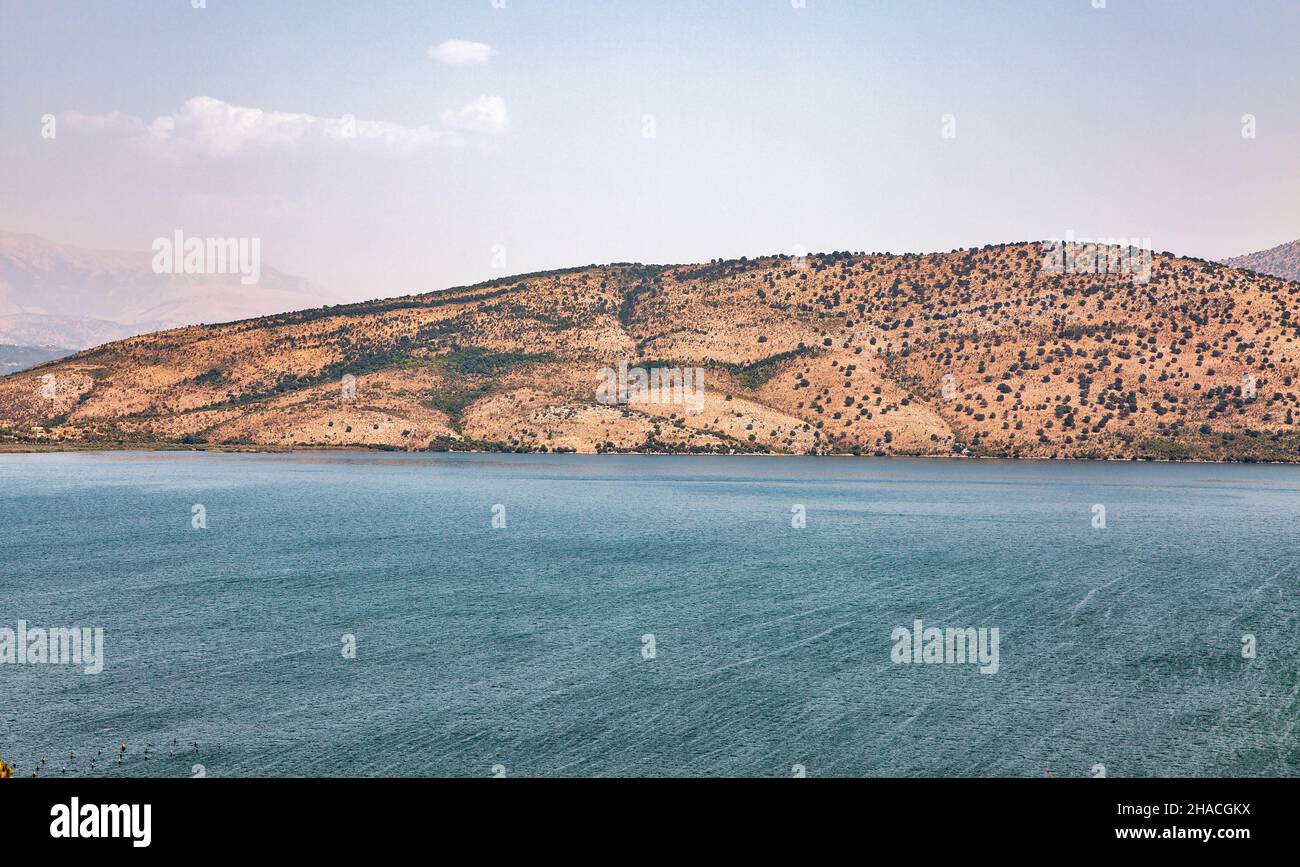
[[1, 452, 1296, 777]]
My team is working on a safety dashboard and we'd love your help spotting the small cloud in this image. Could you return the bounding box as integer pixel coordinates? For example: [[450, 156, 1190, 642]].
[[440, 95, 509, 134], [428, 39, 496, 66]]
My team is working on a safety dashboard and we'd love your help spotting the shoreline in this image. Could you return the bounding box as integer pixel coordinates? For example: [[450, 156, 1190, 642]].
[[1, 442, 1297, 465]]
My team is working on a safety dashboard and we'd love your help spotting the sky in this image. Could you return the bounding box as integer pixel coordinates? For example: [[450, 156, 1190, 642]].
[[1, 0, 1297, 303]]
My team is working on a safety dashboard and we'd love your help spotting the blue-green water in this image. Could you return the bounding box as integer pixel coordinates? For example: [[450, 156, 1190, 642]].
[[1, 452, 1297, 777]]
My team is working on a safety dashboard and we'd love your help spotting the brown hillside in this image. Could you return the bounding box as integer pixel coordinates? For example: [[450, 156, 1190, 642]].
[[4, 242, 1300, 461]]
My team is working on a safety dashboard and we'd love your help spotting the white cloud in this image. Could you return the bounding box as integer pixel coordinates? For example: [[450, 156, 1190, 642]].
[[61, 95, 508, 159], [439, 95, 510, 134], [428, 39, 496, 66]]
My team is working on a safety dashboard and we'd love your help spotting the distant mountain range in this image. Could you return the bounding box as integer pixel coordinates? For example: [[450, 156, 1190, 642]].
[[0, 231, 335, 365], [0, 344, 72, 376], [1222, 239, 1300, 283], [6, 240, 1300, 462]]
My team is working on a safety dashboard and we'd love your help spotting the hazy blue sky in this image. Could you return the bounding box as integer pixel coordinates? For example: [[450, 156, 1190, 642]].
[[2, 0, 1297, 301]]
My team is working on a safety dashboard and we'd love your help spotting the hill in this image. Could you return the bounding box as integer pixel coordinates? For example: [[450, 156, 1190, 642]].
[[0, 343, 73, 375], [3, 241, 1300, 461], [1223, 239, 1300, 283], [0, 231, 334, 349]]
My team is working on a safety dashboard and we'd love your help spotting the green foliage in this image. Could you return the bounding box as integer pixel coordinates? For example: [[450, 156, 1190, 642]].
[[1139, 438, 1191, 460], [433, 347, 555, 376], [193, 368, 231, 387], [723, 345, 822, 389]]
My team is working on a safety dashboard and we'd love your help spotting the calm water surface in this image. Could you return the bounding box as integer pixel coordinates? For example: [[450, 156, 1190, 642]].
[[1, 452, 1297, 777]]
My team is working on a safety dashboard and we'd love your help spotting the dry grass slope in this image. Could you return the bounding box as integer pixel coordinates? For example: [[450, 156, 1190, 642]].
[[4, 241, 1300, 461]]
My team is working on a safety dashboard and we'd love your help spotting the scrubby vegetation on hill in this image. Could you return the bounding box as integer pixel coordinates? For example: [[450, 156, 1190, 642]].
[[3, 241, 1300, 461]]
